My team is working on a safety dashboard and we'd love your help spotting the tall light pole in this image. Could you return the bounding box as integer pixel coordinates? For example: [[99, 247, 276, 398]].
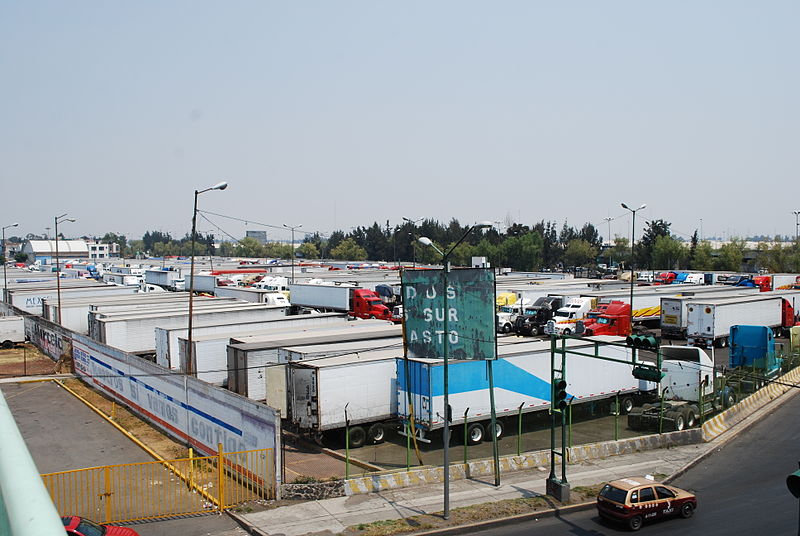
[[403, 217, 423, 267], [187, 181, 227, 376], [54, 214, 76, 325], [2, 222, 19, 302], [621, 203, 646, 327], [793, 211, 800, 245], [283, 223, 302, 283], [418, 221, 493, 520]]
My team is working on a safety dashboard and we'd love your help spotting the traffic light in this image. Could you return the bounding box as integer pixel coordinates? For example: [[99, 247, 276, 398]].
[[787, 469, 800, 498], [632, 365, 665, 382], [626, 334, 659, 350], [554, 379, 568, 410]]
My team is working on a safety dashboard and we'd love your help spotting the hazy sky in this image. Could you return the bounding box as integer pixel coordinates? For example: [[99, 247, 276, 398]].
[[2, 2, 798, 245]]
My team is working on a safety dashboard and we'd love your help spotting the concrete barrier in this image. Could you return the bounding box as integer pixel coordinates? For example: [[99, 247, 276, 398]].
[[345, 429, 702, 495], [703, 365, 800, 441]]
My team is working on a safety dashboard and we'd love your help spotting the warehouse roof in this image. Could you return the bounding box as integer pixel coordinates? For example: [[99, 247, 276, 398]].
[[24, 240, 89, 254]]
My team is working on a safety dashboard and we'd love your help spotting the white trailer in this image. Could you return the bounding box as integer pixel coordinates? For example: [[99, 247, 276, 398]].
[[93, 303, 287, 354], [175, 313, 353, 377], [226, 324, 402, 402], [659, 287, 760, 338], [0, 317, 25, 348], [103, 272, 142, 286], [686, 292, 800, 347], [145, 269, 184, 291], [191, 274, 219, 293], [288, 350, 400, 447], [288, 283, 355, 310], [214, 286, 290, 306], [398, 336, 654, 444], [7, 284, 137, 315]]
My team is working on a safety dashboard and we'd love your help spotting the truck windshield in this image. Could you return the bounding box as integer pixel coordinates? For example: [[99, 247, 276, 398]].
[[597, 317, 611, 325], [661, 346, 702, 362], [499, 306, 515, 313]]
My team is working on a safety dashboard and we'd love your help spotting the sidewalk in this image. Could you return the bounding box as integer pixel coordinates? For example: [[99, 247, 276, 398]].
[[233, 382, 798, 536], [235, 440, 712, 536]]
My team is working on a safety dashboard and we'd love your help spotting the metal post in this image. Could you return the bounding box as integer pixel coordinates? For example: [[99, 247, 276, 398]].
[[344, 403, 350, 480], [442, 262, 451, 519], [622, 203, 646, 327], [283, 224, 302, 284], [614, 391, 620, 441], [406, 420, 411, 472], [568, 397, 574, 448], [463, 408, 469, 465], [217, 442, 225, 512], [187, 190, 199, 376], [488, 359, 500, 486], [794, 212, 800, 245], [517, 402, 523, 456], [54, 216, 61, 324], [2, 223, 18, 302]]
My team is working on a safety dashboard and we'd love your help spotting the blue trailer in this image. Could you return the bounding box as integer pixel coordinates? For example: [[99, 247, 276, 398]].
[[397, 336, 655, 444]]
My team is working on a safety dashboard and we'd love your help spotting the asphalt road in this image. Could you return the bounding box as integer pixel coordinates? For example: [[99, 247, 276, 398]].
[[3, 381, 245, 536], [468, 388, 800, 535]]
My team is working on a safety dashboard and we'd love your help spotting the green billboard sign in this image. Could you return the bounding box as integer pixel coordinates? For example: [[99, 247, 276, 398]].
[[402, 267, 496, 360]]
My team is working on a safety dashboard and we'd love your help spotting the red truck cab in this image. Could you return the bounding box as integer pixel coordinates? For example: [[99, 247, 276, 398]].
[[582, 301, 631, 337], [350, 288, 393, 320], [654, 272, 677, 285]]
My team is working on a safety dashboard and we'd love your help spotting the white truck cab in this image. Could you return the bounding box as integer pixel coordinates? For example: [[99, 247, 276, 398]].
[[550, 297, 596, 335]]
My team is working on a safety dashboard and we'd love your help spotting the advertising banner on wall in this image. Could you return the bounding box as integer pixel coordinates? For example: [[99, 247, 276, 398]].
[[402, 267, 496, 360]]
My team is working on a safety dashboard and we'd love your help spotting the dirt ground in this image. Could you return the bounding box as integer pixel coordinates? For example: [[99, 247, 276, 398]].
[[0, 343, 63, 378], [339, 485, 605, 536]]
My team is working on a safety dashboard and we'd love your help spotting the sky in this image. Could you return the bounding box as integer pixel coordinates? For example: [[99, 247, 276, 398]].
[[2, 2, 798, 245]]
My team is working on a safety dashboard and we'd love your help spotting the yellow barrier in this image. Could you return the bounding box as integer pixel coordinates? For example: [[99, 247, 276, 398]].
[[41, 447, 274, 524]]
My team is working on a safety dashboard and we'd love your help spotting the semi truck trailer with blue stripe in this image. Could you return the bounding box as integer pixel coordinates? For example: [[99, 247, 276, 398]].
[[397, 335, 656, 444]]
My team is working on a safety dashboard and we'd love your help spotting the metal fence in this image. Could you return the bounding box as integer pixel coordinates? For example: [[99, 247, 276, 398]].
[[41, 446, 274, 524]]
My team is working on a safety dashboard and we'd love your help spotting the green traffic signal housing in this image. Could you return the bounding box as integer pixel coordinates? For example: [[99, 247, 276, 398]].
[[787, 469, 800, 498], [626, 334, 660, 350], [632, 365, 665, 382], [553, 379, 568, 410]]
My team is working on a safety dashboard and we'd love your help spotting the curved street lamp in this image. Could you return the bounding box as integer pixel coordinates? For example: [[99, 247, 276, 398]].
[[621, 203, 646, 326], [187, 181, 228, 376], [2, 222, 19, 302], [417, 220, 493, 519], [54, 215, 76, 325]]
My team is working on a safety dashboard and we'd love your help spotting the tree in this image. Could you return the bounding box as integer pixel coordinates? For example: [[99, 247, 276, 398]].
[[237, 237, 265, 258], [715, 238, 746, 271], [636, 220, 671, 268], [563, 239, 598, 268], [102, 232, 128, 256], [263, 242, 292, 258], [14, 252, 28, 263], [652, 235, 688, 269], [296, 242, 319, 259], [690, 241, 715, 271], [330, 238, 367, 261], [607, 236, 630, 269], [499, 233, 544, 271]]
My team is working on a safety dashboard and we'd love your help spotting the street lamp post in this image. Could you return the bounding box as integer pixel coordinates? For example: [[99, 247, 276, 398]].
[[418, 221, 493, 520], [283, 224, 302, 283], [621, 203, 646, 327], [402, 217, 423, 267], [793, 211, 800, 245], [54, 214, 76, 325], [187, 181, 227, 376], [2, 222, 19, 302]]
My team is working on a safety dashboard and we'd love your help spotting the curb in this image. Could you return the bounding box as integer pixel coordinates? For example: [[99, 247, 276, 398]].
[[409, 501, 596, 536], [227, 511, 270, 536]]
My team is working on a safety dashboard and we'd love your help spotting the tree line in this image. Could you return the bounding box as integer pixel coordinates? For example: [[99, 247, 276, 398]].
[[6, 221, 800, 273]]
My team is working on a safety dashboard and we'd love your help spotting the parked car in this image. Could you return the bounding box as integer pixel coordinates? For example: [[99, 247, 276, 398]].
[[596, 476, 697, 531], [62, 516, 140, 536]]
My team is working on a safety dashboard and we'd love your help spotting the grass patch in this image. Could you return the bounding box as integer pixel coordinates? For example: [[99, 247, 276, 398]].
[[341, 487, 598, 536]]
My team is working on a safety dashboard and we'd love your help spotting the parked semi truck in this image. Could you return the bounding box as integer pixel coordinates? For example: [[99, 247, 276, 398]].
[[659, 288, 760, 339], [546, 297, 597, 335], [513, 297, 564, 336], [627, 345, 735, 432], [496, 298, 532, 334], [0, 316, 25, 348], [398, 336, 655, 445], [288, 283, 393, 320], [686, 293, 799, 348]]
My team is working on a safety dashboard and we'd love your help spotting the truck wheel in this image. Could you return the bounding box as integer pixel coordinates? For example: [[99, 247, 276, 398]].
[[620, 396, 635, 414], [367, 423, 386, 444], [723, 389, 736, 409], [563, 329, 572, 336], [681, 406, 697, 428], [667, 410, 685, 431], [347, 426, 367, 449], [488, 420, 504, 440], [466, 423, 484, 445], [529, 326, 539, 336], [628, 515, 643, 531], [1, 340, 12, 349], [715, 337, 728, 348]]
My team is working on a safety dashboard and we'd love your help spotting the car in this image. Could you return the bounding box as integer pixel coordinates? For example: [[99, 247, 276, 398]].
[[61, 516, 140, 536], [596, 475, 697, 531]]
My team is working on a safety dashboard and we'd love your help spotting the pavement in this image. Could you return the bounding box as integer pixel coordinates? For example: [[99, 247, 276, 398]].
[[231, 386, 798, 536]]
